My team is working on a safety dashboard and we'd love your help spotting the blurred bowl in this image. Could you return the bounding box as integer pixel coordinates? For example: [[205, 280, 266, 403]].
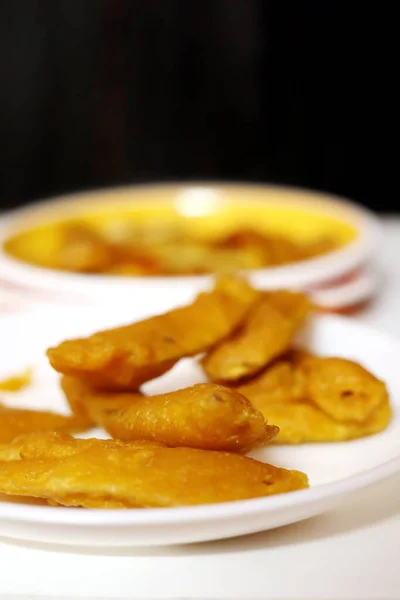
[[0, 183, 380, 313]]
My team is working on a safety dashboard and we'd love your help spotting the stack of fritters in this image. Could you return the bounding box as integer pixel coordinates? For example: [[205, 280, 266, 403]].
[[0, 276, 391, 508]]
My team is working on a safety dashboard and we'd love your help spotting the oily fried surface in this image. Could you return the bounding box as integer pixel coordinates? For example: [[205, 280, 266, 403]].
[[0, 403, 90, 444], [202, 291, 310, 382], [238, 355, 391, 443], [47, 276, 259, 391], [261, 400, 392, 444], [236, 348, 313, 408], [284, 347, 315, 366], [0, 434, 308, 507], [238, 361, 306, 407], [0, 494, 49, 506], [266, 291, 310, 325], [304, 357, 389, 423], [62, 378, 279, 451], [259, 403, 354, 443], [0, 432, 164, 463], [60, 375, 98, 425], [0, 436, 26, 461]]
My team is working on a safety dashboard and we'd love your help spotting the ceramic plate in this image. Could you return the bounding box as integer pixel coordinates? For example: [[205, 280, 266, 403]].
[[0, 308, 399, 546]]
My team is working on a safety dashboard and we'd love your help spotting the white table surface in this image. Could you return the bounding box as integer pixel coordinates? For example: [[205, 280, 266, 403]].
[[1, 218, 399, 600]]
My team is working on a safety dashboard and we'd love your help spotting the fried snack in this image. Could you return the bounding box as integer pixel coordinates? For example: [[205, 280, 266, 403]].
[[0, 437, 24, 461], [0, 367, 32, 392], [239, 354, 391, 443], [0, 432, 101, 462], [236, 348, 317, 408], [259, 399, 392, 444], [0, 403, 90, 444], [284, 347, 316, 367], [60, 375, 98, 424], [267, 291, 310, 323], [304, 357, 389, 423], [55, 223, 116, 273], [238, 361, 306, 406], [0, 494, 49, 506], [0, 434, 308, 507], [62, 378, 279, 451], [215, 230, 329, 268], [47, 276, 259, 391], [0, 432, 164, 463], [202, 291, 310, 382]]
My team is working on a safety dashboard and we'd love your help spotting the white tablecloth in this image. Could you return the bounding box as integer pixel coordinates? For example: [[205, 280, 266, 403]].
[[1, 218, 399, 600]]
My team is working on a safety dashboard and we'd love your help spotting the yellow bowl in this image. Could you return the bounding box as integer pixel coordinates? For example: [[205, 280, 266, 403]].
[[0, 183, 380, 312]]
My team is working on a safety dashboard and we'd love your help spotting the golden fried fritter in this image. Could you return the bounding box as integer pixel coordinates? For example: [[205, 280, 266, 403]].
[[361, 400, 392, 436], [0, 432, 103, 462], [47, 276, 259, 391], [0, 403, 90, 444], [266, 291, 310, 324], [0, 436, 25, 461], [60, 375, 98, 424], [202, 291, 310, 382], [0, 434, 308, 507], [260, 399, 392, 444], [0, 494, 49, 506], [62, 378, 278, 451], [284, 347, 316, 366], [240, 355, 391, 443], [304, 357, 389, 423], [260, 403, 352, 443], [0, 432, 164, 463], [237, 361, 306, 406]]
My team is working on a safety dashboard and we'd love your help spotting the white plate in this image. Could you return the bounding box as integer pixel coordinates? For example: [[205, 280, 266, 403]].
[[0, 309, 399, 547]]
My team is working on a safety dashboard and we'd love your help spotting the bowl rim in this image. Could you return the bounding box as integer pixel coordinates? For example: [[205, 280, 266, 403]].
[[0, 182, 381, 295]]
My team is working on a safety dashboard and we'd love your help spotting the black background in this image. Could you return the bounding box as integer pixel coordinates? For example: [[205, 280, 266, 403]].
[[0, 1, 397, 211]]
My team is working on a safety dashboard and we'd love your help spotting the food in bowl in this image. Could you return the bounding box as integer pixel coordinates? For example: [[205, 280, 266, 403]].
[[5, 219, 341, 276], [0, 185, 379, 313], [3, 184, 359, 277]]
